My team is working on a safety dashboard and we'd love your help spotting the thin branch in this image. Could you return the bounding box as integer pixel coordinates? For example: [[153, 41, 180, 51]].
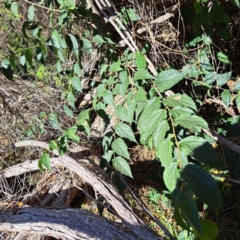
[[117, 174, 176, 240], [203, 128, 240, 155]]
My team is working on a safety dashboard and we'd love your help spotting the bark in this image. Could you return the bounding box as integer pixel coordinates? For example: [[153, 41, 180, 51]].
[[0, 206, 142, 240]]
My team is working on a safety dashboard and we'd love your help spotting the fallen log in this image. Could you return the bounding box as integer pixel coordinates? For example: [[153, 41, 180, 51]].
[[0, 206, 141, 240]]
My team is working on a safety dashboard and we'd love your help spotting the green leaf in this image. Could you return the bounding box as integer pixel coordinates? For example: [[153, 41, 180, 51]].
[[139, 109, 167, 144], [173, 207, 190, 231], [1, 59, 13, 81], [135, 50, 146, 70], [138, 97, 160, 128], [174, 115, 208, 133], [57, 10, 67, 25], [216, 71, 232, 87], [57, 48, 65, 62], [203, 72, 218, 85], [9, 54, 16, 71], [57, 136, 68, 156], [149, 189, 161, 204], [233, 82, 240, 91], [64, 105, 74, 118], [201, 34, 212, 45], [172, 188, 202, 235], [74, 62, 81, 76], [156, 136, 173, 167], [102, 150, 114, 163], [153, 121, 170, 147], [76, 109, 90, 126], [11, 2, 19, 19], [170, 106, 194, 118], [133, 87, 147, 101], [65, 126, 80, 143], [48, 113, 62, 131], [179, 136, 220, 167], [199, 50, 214, 72], [163, 94, 197, 110], [133, 69, 155, 81], [102, 90, 114, 106], [28, 5, 35, 21], [231, 0, 240, 7], [114, 123, 137, 143], [127, 99, 137, 124], [102, 132, 113, 152], [82, 38, 92, 55], [71, 76, 82, 92], [126, 8, 140, 21], [56, 60, 62, 73], [67, 91, 75, 109], [112, 157, 133, 178], [40, 152, 51, 171], [119, 71, 129, 97], [100, 64, 108, 76], [115, 105, 130, 122], [236, 92, 240, 107], [181, 164, 222, 210], [163, 162, 180, 192], [67, 34, 79, 58], [156, 69, 185, 92], [30, 25, 40, 40], [63, 0, 75, 8], [92, 34, 106, 44], [110, 60, 122, 72], [112, 138, 130, 159], [135, 101, 147, 120], [22, 21, 31, 39], [183, 65, 200, 78], [25, 49, 33, 67], [38, 159, 44, 171], [49, 140, 58, 150], [20, 55, 26, 67], [97, 84, 105, 95], [194, 219, 219, 240], [221, 90, 231, 107], [218, 27, 231, 42], [51, 30, 62, 49]]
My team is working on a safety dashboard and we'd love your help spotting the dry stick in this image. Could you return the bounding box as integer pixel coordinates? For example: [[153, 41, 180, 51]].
[[95, 0, 135, 52], [94, 0, 157, 75], [117, 174, 176, 240], [4, 141, 162, 240]]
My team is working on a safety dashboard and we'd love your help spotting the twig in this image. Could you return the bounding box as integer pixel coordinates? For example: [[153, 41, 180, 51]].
[[117, 174, 176, 240], [211, 173, 240, 185], [94, 0, 158, 75], [203, 128, 240, 155]]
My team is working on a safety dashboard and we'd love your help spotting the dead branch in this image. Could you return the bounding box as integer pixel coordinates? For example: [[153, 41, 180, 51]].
[[203, 128, 240, 155], [0, 206, 141, 240], [3, 140, 163, 240]]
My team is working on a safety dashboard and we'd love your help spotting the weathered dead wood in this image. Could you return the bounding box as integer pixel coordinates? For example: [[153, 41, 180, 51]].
[[3, 140, 162, 240], [0, 206, 141, 240]]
